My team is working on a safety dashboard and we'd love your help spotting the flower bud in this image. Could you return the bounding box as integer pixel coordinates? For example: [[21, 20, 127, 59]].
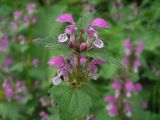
[[69, 40, 75, 48], [80, 43, 87, 51]]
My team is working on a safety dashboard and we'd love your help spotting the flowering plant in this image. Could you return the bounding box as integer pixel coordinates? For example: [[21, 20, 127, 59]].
[[45, 13, 110, 120]]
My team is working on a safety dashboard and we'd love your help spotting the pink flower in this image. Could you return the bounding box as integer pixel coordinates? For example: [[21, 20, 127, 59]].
[[123, 56, 129, 65], [17, 34, 26, 44], [39, 111, 49, 120], [108, 105, 118, 117], [32, 58, 40, 67], [3, 58, 13, 68], [125, 80, 134, 92], [91, 18, 109, 29], [56, 14, 76, 43], [16, 81, 27, 92], [87, 18, 109, 48], [80, 43, 87, 51], [39, 96, 47, 107], [123, 39, 132, 55], [13, 11, 22, 20], [0, 38, 8, 52], [11, 22, 18, 29], [123, 39, 132, 49], [125, 103, 132, 117], [135, 41, 144, 54], [2, 80, 14, 101], [23, 16, 30, 25], [93, 38, 104, 48], [89, 59, 106, 80], [80, 56, 87, 64], [133, 58, 141, 73], [112, 80, 121, 90], [56, 13, 75, 24], [104, 96, 116, 104], [52, 76, 62, 85], [48, 56, 65, 68], [134, 83, 142, 92], [27, 3, 36, 14]]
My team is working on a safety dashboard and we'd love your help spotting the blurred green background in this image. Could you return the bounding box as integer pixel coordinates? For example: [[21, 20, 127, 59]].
[[0, 0, 160, 120]]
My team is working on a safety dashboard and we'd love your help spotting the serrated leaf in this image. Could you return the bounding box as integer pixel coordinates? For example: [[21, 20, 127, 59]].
[[49, 85, 92, 120]]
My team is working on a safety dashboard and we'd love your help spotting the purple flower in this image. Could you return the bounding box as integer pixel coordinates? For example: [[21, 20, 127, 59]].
[[134, 83, 142, 92], [89, 59, 106, 80], [48, 56, 65, 68], [56, 13, 75, 24], [125, 80, 134, 91], [23, 16, 30, 25], [125, 103, 132, 117], [32, 58, 40, 67], [108, 105, 118, 117], [93, 38, 104, 48], [125, 80, 134, 97], [52, 76, 62, 85], [17, 34, 26, 44], [58, 33, 68, 42], [123, 55, 129, 65], [3, 58, 13, 68], [57, 65, 68, 77], [13, 11, 22, 20], [104, 96, 116, 104], [86, 18, 109, 48], [112, 80, 121, 90], [2, 80, 14, 101], [133, 58, 141, 73], [56, 14, 76, 43], [91, 18, 109, 29], [27, 3, 36, 14], [39, 96, 48, 107], [11, 22, 18, 29], [69, 40, 75, 48], [16, 81, 27, 92], [80, 56, 87, 64], [124, 39, 132, 49], [123, 39, 132, 55], [80, 43, 87, 51], [135, 41, 144, 54], [0, 38, 8, 52], [39, 111, 49, 120]]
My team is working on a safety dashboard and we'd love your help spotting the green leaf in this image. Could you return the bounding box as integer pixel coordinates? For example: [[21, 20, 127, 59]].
[[49, 85, 92, 120]]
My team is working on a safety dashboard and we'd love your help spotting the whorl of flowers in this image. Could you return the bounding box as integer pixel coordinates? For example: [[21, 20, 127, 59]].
[[48, 13, 109, 86], [104, 39, 145, 118], [123, 39, 144, 73]]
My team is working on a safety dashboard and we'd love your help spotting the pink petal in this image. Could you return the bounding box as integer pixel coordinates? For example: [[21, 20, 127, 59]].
[[135, 41, 144, 54], [91, 18, 109, 29], [56, 13, 75, 24], [48, 56, 65, 68], [112, 80, 121, 90]]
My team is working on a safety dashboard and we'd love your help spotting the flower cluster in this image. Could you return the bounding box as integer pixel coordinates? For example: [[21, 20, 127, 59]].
[[56, 13, 109, 49], [2, 79, 28, 102], [104, 79, 142, 117], [12, 3, 37, 30], [48, 55, 105, 86], [48, 13, 109, 86], [123, 39, 144, 73]]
